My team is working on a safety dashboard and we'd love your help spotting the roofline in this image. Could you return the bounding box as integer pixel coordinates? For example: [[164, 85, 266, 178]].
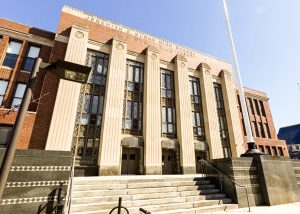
[[62, 5, 231, 65], [279, 123, 300, 130]]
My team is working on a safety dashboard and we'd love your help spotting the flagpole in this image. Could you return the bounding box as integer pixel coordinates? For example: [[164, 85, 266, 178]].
[[221, 0, 263, 156]]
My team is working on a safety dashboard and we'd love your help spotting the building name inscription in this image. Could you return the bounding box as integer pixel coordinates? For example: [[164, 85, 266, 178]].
[[64, 6, 201, 58]]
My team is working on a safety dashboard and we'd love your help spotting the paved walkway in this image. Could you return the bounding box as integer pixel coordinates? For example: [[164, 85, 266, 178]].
[[211, 202, 300, 214]]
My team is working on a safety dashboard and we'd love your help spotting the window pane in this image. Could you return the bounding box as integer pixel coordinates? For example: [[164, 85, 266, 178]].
[[135, 67, 140, 83], [92, 95, 98, 113], [80, 114, 89, 125], [133, 102, 138, 119], [166, 75, 171, 89], [192, 112, 196, 126], [97, 58, 103, 74], [84, 95, 91, 112], [27, 46, 40, 58], [167, 90, 172, 98], [162, 107, 166, 122], [0, 80, 8, 95], [23, 58, 36, 72], [162, 124, 167, 133], [7, 41, 21, 54], [15, 83, 26, 98], [167, 108, 172, 123], [161, 74, 165, 88], [193, 82, 198, 95], [125, 119, 132, 129], [3, 54, 18, 68], [103, 59, 108, 75], [189, 81, 193, 95], [127, 82, 134, 91], [128, 66, 133, 81], [11, 98, 22, 107], [196, 113, 201, 126], [127, 101, 132, 118], [99, 96, 104, 113], [168, 124, 173, 133], [161, 89, 166, 97], [97, 115, 102, 126]]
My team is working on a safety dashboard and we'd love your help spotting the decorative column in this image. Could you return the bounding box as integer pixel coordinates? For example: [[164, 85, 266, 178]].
[[220, 70, 245, 157], [199, 63, 224, 159], [143, 46, 162, 175], [45, 25, 89, 151], [174, 55, 196, 174], [98, 38, 127, 175]]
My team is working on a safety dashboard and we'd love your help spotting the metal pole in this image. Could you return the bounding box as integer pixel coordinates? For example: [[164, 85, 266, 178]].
[[0, 58, 42, 200], [221, 0, 262, 156]]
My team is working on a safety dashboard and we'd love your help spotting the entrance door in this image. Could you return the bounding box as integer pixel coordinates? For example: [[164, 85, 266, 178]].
[[162, 149, 175, 174], [121, 147, 139, 175], [195, 151, 207, 174]]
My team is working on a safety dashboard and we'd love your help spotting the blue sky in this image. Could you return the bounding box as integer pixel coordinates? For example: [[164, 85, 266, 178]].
[[1, 0, 299, 131]]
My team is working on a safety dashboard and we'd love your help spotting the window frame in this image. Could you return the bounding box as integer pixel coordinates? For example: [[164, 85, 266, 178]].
[[11, 82, 27, 108], [0, 125, 13, 148], [0, 79, 9, 106], [2, 40, 22, 68], [21, 45, 40, 72]]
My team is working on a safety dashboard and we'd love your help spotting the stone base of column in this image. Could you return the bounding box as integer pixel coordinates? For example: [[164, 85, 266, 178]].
[[98, 165, 120, 176], [181, 166, 196, 174], [144, 165, 162, 175]]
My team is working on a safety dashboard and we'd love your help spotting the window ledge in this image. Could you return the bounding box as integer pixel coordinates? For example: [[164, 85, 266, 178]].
[[0, 66, 13, 70]]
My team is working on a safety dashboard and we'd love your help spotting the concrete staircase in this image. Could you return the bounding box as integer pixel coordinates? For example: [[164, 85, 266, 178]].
[[69, 175, 238, 214], [292, 160, 300, 188]]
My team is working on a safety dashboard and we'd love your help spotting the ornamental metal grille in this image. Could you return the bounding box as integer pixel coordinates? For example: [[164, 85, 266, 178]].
[[72, 50, 109, 166], [122, 60, 144, 136], [213, 83, 231, 158], [189, 76, 205, 141], [160, 69, 176, 138]]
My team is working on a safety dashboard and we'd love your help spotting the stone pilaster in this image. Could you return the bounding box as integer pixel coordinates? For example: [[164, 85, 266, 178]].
[[143, 46, 162, 175], [45, 25, 89, 151], [199, 63, 223, 159], [220, 70, 245, 157], [98, 38, 127, 175], [174, 55, 196, 174]]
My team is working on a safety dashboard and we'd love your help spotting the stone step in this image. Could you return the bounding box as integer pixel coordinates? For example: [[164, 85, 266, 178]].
[[153, 204, 239, 214], [177, 184, 216, 191], [73, 175, 208, 185], [69, 203, 238, 214], [70, 197, 232, 213], [72, 180, 211, 191], [72, 193, 227, 205], [180, 189, 220, 197]]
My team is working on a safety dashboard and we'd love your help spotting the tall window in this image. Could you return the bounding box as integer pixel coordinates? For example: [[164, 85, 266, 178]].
[[278, 147, 284, 156], [259, 145, 265, 153], [189, 76, 205, 140], [259, 122, 265, 138], [3, 41, 22, 68], [266, 146, 271, 155], [0, 80, 9, 106], [122, 60, 144, 135], [252, 121, 259, 137], [73, 50, 109, 166], [22, 46, 40, 72], [259, 101, 266, 117], [272, 146, 278, 156], [0, 125, 13, 148], [247, 98, 255, 115], [161, 69, 176, 138], [254, 99, 260, 116], [214, 83, 231, 158], [264, 123, 271, 138], [11, 83, 26, 107]]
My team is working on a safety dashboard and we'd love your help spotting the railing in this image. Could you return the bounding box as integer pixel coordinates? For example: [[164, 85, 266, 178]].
[[199, 159, 250, 212], [66, 149, 77, 214], [109, 197, 151, 214]]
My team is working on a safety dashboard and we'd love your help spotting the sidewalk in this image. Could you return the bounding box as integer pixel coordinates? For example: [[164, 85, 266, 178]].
[[211, 202, 300, 214]]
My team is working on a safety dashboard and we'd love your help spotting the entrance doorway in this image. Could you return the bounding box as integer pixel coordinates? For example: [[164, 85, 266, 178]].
[[121, 147, 139, 175], [162, 149, 175, 174], [195, 151, 207, 174]]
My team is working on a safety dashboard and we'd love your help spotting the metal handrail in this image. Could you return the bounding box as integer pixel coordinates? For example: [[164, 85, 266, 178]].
[[200, 159, 250, 212], [66, 148, 77, 214], [109, 198, 129, 214]]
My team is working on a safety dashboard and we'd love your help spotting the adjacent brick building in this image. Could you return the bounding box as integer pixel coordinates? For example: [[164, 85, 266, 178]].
[[0, 5, 288, 176]]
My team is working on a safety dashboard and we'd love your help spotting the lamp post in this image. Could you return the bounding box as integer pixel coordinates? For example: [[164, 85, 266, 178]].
[[221, 0, 263, 156], [0, 58, 42, 200], [0, 58, 91, 201]]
